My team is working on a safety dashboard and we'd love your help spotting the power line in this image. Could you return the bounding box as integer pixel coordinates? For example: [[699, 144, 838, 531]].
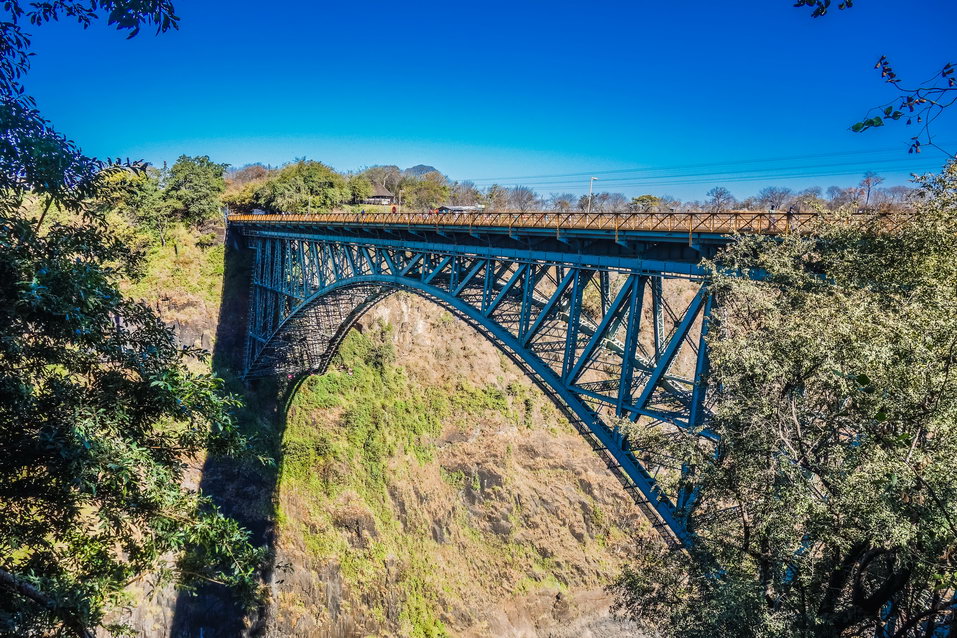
[[474, 157, 944, 190], [462, 144, 954, 185]]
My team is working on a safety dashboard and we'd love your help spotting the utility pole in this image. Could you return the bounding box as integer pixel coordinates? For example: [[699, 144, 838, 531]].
[[586, 177, 598, 215]]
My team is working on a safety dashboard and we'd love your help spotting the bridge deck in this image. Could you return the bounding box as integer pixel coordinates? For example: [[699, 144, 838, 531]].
[[229, 211, 896, 235], [228, 209, 825, 235]]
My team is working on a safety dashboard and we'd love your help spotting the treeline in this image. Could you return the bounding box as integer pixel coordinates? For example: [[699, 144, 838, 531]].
[[221, 161, 443, 213], [224, 161, 920, 215], [694, 171, 915, 214], [107, 156, 921, 232]]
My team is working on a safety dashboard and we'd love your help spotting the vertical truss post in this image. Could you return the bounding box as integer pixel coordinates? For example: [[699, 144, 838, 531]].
[[282, 239, 294, 316], [243, 239, 261, 374], [688, 290, 713, 430], [616, 275, 646, 416], [518, 264, 537, 339], [265, 239, 279, 335], [562, 269, 587, 380], [419, 251, 431, 281], [280, 239, 290, 295], [308, 242, 319, 290], [652, 275, 664, 361], [481, 260, 495, 314], [599, 270, 610, 316], [296, 241, 304, 297], [448, 255, 460, 293]]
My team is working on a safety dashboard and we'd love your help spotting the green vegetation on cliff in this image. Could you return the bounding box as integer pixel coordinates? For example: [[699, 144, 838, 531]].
[[275, 314, 642, 637], [280, 325, 522, 637]]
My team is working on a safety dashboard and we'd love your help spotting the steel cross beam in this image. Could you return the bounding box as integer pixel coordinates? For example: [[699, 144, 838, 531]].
[[232, 222, 715, 548]]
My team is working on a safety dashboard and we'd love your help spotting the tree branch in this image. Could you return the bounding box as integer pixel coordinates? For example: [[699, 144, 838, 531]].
[[0, 567, 95, 638]]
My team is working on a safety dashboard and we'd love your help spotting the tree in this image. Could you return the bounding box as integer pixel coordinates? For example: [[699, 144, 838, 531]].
[[827, 185, 857, 209], [614, 162, 957, 637], [859, 171, 885, 209], [705, 186, 736, 213], [606, 192, 629, 213], [739, 196, 759, 210], [97, 168, 173, 242], [483, 184, 508, 210], [400, 171, 449, 211], [163, 155, 227, 225], [631, 194, 661, 213], [795, 1, 955, 154], [228, 163, 273, 186], [793, 186, 826, 212], [757, 185, 794, 210], [450, 180, 481, 205], [578, 191, 613, 213], [360, 165, 402, 194], [549, 192, 576, 212], [253, 160, 349, 212], [884, 185, 915, 207], [507, 185, 537, 212], [0, 3, 264, 636], [224, 164, 274, 213], [348, 174, 374, 204]]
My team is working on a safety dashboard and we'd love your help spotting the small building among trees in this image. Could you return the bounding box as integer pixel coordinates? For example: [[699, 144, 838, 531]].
[[363, 184, 396, 205]]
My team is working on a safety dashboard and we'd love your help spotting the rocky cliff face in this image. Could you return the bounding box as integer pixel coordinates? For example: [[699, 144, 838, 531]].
[[263, 294, 651, 637]]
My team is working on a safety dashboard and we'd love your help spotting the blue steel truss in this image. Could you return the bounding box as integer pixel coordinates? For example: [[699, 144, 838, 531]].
[[230, 219, 722, 548]]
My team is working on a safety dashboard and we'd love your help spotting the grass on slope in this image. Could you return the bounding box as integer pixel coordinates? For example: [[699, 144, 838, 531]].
[[278, 322, 570, 637], [124, 223, 224, 308]]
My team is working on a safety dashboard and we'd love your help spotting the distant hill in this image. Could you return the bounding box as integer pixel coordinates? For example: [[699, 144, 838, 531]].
[[403, 164, 440, 177]]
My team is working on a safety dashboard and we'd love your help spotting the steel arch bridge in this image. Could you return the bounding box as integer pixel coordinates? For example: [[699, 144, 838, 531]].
[[227, 210, 787, 548]]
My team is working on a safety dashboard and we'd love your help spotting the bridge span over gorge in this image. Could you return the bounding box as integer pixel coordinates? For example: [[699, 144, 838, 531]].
[[226, 208, 822, 548]]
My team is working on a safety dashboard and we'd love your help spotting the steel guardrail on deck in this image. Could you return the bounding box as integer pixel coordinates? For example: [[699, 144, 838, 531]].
[[227, 209, 904, 235], [228, 211, 821, 234]]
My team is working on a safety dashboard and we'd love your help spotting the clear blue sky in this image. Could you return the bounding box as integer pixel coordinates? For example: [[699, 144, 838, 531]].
[[21, 0, 957, 200]]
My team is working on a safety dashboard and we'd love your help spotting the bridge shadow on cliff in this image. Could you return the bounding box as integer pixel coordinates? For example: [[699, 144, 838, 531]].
[[170, 229, 289, 638]]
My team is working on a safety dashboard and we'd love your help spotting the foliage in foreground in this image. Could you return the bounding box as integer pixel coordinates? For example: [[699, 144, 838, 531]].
[[0, 156, 267, 638], [615, 163, 957, 637], [0, 2, 265, 636]]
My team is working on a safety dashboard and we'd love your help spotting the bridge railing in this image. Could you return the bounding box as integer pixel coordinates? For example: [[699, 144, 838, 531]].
[[227, 209, 905, 235]]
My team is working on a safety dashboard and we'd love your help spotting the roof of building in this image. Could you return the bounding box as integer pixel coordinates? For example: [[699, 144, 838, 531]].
[[370, 184, 394, 198]]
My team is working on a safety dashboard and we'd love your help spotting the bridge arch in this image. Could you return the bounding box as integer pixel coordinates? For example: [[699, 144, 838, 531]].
[[237, 229, 714, 547]]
